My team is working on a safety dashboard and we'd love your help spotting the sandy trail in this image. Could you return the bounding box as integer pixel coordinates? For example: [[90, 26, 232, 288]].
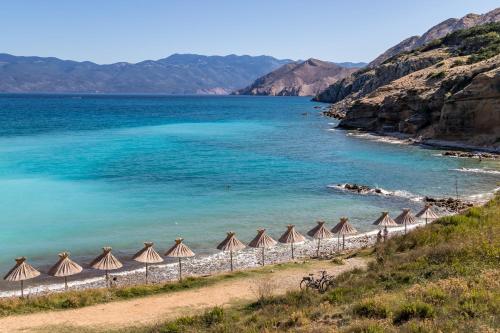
[[0, 258, 366, 332]]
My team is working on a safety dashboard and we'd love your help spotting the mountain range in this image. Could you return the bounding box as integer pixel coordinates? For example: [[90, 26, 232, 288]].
[[233, 59, 360, 96], [0, 53, 292, 94]]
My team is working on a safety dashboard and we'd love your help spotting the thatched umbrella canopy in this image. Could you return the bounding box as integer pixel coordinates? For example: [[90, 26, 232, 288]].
[[307, 221, 333, 257], [217, 232, 245, 272], [278, 225, 305, 259], [416, 204, 439, 224], [248, 229, 277, 266], [48, 252, 83, 290], [90, 247, 123, 287], [3, 257, 40, 298], [133, 242, 163, 283], [331, 217, 358, 251], [165, 238, 195, 281], [395, 208, 417, 234], [373, 212, 398, 227]]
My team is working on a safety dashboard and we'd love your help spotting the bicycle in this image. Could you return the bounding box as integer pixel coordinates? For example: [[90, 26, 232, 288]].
[[300, 271, 335, 293]]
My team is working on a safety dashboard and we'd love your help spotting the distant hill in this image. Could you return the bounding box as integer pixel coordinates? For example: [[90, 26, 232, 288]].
[[0, 53, 292, 94], [369, 7, 500, 67], [233, 58, 359, 96]]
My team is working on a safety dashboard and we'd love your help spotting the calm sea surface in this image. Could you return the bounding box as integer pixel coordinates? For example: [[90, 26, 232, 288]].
[[0, 95, 498, 273]]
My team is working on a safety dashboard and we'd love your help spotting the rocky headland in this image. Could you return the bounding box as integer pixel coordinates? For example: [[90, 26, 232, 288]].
[[234, 58, 359, 96], [315, 18, 500, 151]]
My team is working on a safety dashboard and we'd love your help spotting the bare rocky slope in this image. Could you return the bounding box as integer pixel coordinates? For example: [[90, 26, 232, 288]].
[[233, 59, 359, 96], [319, 22, 500, 150], [368, 8, 500, 68]]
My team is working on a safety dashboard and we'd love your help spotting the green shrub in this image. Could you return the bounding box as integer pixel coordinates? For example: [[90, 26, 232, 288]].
[[201, 306, 224, 326], [427, 71, 446, 80], [352, 300, 390, 318], [345, 322, 387, 333], [394, 302, 435, 324]]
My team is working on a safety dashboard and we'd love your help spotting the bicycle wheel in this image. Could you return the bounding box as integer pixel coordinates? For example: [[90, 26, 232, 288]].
[[319, 280, 330, 293], [300, 279, 309, 291]]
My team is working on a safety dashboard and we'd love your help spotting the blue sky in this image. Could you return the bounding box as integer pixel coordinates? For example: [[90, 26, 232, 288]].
[[0, 0, 498, 64]]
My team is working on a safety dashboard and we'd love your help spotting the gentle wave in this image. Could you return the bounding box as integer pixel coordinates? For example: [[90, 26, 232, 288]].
[[451, 168, 500, 175], [328, 184, 424, 202], [345, 132, 410, 145]]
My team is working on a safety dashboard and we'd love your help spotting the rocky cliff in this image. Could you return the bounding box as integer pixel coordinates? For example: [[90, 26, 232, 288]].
[[233, 59, 358, 96], [368, 8, 500, 68], [324, 22, 500, 150]]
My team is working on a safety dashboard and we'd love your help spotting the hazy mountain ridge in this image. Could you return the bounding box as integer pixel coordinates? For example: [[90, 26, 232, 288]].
[[233, 58, 360, 96], [0, 53, 292, 94]]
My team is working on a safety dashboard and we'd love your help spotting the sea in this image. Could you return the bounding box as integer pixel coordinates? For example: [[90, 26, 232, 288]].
[[0, 94, 498, 281]]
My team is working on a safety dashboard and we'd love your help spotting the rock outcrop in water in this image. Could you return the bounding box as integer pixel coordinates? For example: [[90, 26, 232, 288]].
[[234, 59, 359, 96], [316, 21, 500, 151]]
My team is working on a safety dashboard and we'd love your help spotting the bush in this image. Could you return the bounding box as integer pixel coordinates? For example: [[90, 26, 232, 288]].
[[352, 300, 390, 318], [427, 71, 446, 80], [201, 306, 224, 326], [345, 322, 387, 333], [394, 302, 435, 324]]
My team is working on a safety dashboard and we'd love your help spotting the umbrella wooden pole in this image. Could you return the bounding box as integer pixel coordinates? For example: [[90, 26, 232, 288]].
[[317, 239, 321, 257], [64, 276, 68, 291], [343, 235, 345, 250], [337, 235, 340, 252], [291, 243, 294, 259], [178, 258, 182, 282], [105, 270, 109, 288], [230, 251, 233, 272], [145, 262, 148, 284], [261, 247, 265, 266], [425, 217, 428, 225], [404, 221, 407, 235], [21, 280, 24, 298]]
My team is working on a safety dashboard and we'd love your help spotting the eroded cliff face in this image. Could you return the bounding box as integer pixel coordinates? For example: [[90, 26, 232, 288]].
[[437, 67, 500, 146], [337, 55, 500, 149]]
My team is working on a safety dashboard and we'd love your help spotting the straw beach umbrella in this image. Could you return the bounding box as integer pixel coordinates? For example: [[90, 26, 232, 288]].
[[395, 208, 417, 234], [278, 225, 306, 259], [133, 242, 163, 283], [416, 204, 439, 225], [217, 232, 245, 272], [307, 221, 333, 257], [331, 217, 358, 251], [3, 257, 40, 298], [248, 229, 277, 266], [373, 212, 398, 242], [48, 252, 83, 290], [90, 247, 123, 287], [165, 238, 195, 281]]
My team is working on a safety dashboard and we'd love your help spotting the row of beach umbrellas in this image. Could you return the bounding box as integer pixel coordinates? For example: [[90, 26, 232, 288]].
[[3, 205, 439, 297]]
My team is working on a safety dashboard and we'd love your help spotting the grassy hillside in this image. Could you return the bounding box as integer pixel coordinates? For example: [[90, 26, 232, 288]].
[[131, 196, 500, 333]]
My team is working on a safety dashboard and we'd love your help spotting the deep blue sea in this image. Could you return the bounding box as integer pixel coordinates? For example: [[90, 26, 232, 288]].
[[0, 95, 499, 273]]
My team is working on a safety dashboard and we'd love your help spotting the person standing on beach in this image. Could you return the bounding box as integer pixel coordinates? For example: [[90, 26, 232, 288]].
[[376, 230, 382, 243], [383, 227, 388, 242]]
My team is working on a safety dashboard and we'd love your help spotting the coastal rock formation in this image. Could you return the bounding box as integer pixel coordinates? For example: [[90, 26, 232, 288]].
[[234, 59, 359, 96], [368, 8, 500, 68], [318, 22, 500, 150], [424, 196, 473, 212], [0, 53, 292, 94]]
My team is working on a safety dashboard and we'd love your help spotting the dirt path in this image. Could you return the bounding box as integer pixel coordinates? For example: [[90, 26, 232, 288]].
[[0, 258, 367, 332]]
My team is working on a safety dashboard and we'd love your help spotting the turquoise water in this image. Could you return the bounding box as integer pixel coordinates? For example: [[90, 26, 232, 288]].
[[0, 95, 498, 273]]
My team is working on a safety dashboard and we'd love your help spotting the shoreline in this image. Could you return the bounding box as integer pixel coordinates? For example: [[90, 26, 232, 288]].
[[0, 211, 457, 299], [334, 125, 500, 155], [2, 183, 498, 299]]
